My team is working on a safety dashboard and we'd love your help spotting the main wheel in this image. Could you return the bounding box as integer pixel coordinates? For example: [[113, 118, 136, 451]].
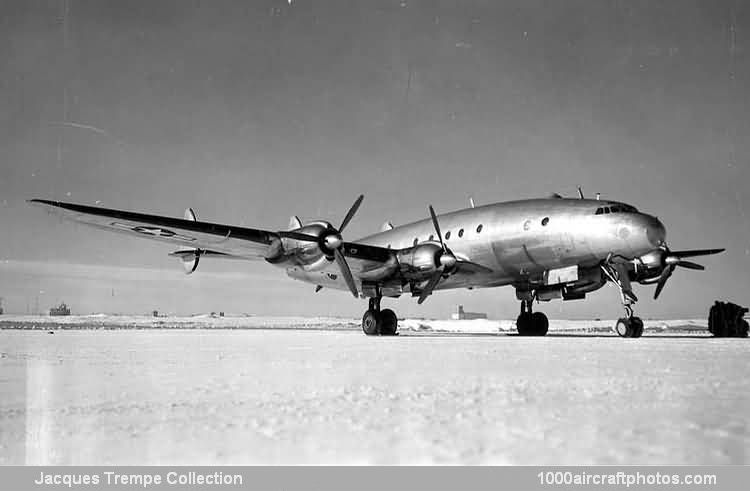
[[362, 310, 381, 336], [379, 309, 398, 336], [516, 312, 533, 336], [531, 312, 549, 336]]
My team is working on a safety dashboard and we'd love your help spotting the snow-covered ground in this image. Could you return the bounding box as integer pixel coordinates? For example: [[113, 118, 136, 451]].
[[0, 314, 711, 334], [1, 327, 747, 465], [0, 314, 360, 330]]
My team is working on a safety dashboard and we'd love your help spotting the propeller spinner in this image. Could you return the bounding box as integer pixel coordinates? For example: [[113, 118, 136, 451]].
[[278, 195, 363, 298], [653, 246, 724, 299]]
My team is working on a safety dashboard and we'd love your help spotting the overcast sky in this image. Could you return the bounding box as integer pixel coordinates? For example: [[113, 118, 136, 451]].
[[0, 0, 747, 318]]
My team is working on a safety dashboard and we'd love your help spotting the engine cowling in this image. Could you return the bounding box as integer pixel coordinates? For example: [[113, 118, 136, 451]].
[[396, 243, 443, 279], [632, 249, 666, 284], [266, 221, 334, 266]]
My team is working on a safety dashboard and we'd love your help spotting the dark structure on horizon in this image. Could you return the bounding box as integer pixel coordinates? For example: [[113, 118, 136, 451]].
[[49, 302, 71, 316]]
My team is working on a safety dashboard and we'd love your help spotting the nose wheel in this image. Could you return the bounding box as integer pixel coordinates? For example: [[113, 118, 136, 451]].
[[362, 296, 398, 336], [615, 316, 644, 338]]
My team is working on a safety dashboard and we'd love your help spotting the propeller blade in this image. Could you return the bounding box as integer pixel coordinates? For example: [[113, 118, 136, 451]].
[[428, 205, 446, 251], [338, 194, 364, 233], [670, 248, 725, 258], [278, 231, 320, 242], [417, 267, 444, 304], [676, 260, 705, 271], [653, 264, 676, 300], [334, 249, 358, 298]]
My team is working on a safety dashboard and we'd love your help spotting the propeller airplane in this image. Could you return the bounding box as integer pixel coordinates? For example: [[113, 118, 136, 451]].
[[29, 191, 723, 338]]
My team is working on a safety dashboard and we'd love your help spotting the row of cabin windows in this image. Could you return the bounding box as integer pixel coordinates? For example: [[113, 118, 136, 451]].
[[595, 204, 637, 215], [410, 224, 484, 247]]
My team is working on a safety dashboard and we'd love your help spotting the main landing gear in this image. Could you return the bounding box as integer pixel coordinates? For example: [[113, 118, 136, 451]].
[[516, 299, 549, 336], [361, 296, 398, 336], [601, 260, 643, 338]]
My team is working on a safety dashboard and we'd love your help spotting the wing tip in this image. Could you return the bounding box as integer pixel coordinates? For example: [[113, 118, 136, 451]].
[[28, 198, 57, 206]]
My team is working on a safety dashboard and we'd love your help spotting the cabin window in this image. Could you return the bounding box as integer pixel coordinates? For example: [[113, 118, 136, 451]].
[[458, 228, 464, 238], [595, 208, 604, 215], [413, 238, 418, 246], [445, 231, 451, 240], [604, 207, 610, 214], [428, 234, 434, 241], [541, 217, 549, 226], [476, 224, 483, 233]]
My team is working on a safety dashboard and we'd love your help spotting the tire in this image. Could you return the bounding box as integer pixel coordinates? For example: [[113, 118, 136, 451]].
[[379, 309, 398, 336], [615, 318, 630, 337], [516, 313, 533, 336], [630, 316, 644, 338], [531, 312, 549, 336], [362, 310, 380, 336]]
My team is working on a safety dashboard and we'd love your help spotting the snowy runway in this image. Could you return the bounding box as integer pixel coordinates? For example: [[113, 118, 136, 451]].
[[1, 329, 747, 464]]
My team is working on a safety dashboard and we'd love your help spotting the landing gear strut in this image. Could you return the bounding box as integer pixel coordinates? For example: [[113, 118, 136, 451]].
[[516, 299, 549, 336], [362, 296, 398, 336], [601, 260, 643, 338]]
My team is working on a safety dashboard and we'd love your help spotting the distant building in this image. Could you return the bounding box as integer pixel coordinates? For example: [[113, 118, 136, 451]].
[[451, 305, 487, 320], [49, 302, 71, 316]]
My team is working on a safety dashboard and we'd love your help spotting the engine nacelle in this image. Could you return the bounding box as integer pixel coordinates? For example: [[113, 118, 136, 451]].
[[632, 249, 665, 284], [267, 220, 335, 267], [396, 243, 443, 280]]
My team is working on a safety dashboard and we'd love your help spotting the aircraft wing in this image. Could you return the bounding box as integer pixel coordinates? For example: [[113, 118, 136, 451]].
[[29, 199, 485, 295], [28, 199, 277, 259]]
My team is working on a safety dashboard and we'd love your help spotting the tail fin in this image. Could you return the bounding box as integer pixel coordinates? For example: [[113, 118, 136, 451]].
[[288, 215, 302, 230]]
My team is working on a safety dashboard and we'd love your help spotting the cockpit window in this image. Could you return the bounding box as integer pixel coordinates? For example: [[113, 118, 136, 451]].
[[596, 204, 638, 215]]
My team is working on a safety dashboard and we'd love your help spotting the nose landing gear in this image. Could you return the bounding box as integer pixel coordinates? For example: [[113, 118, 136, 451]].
[[601, 261, 644, 338], [615, 306, 644, 338], [361, 296, 398, 336]]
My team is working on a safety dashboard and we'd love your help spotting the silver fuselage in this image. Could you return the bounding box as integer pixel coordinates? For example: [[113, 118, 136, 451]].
[[285, 198, 666, 295]]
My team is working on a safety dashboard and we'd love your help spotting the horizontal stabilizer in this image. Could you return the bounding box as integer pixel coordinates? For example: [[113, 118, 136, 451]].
[[168, 248, 242, 274]]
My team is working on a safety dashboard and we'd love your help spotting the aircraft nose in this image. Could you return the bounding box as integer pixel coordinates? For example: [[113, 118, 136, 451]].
[[643, 215, 666, 247]]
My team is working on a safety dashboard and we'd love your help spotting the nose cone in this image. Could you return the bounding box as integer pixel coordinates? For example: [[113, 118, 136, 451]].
[[324, 233, 343, 250], [644, 215, 666, 247]]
